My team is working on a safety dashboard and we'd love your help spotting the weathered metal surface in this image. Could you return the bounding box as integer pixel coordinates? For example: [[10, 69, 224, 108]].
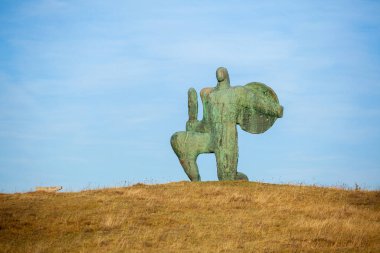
[[171, 67, 283, 181]]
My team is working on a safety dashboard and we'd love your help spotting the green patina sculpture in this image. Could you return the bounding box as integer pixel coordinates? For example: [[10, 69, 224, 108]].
[[171, 67, 283, 181]]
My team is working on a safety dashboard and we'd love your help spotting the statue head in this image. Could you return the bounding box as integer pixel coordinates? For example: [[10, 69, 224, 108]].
[[216, 67, 230, 88]]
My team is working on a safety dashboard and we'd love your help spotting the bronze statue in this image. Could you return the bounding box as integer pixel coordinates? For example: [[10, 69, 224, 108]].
[[171, 67, 283, 181]]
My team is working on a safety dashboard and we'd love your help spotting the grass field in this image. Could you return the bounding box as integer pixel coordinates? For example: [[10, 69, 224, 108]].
[[0, 181, 379, 252]]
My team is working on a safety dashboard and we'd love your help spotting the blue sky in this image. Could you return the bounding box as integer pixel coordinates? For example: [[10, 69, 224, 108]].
[[0, 0, 379, 192]]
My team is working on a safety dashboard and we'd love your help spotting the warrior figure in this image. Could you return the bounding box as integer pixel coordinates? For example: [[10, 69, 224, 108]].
[[171, 67, 283, 181]]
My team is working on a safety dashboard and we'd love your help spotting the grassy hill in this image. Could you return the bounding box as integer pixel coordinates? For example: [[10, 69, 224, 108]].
[[0, 181, 379, 252]]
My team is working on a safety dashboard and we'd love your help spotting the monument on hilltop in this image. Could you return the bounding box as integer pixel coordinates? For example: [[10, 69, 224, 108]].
[[171, 67, 283, 181]]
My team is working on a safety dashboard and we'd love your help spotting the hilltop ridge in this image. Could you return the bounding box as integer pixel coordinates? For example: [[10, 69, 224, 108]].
[[0, 181, 379, 252]]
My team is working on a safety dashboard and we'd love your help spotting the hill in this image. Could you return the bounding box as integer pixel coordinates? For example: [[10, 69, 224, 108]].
[[0, 181, 379, 252]]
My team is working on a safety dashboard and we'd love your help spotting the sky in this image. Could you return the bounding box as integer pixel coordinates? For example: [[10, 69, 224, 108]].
[[0, 0, 379, 192]]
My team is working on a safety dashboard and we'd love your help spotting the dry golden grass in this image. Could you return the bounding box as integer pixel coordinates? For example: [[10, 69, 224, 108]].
[[0, 181, 379, 252]]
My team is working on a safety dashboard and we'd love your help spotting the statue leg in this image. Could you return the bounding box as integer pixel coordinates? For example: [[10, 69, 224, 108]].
[[214, 123, 239, 181], [170, 131, 212, 181], [236, 172, 249, 181]]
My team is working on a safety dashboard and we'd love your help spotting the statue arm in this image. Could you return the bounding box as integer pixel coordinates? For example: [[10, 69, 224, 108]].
[[186, 87, 212, 133], [251, 93, 283, 118], [240, 88, 283, 118], [186, 88, 202, 131]]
